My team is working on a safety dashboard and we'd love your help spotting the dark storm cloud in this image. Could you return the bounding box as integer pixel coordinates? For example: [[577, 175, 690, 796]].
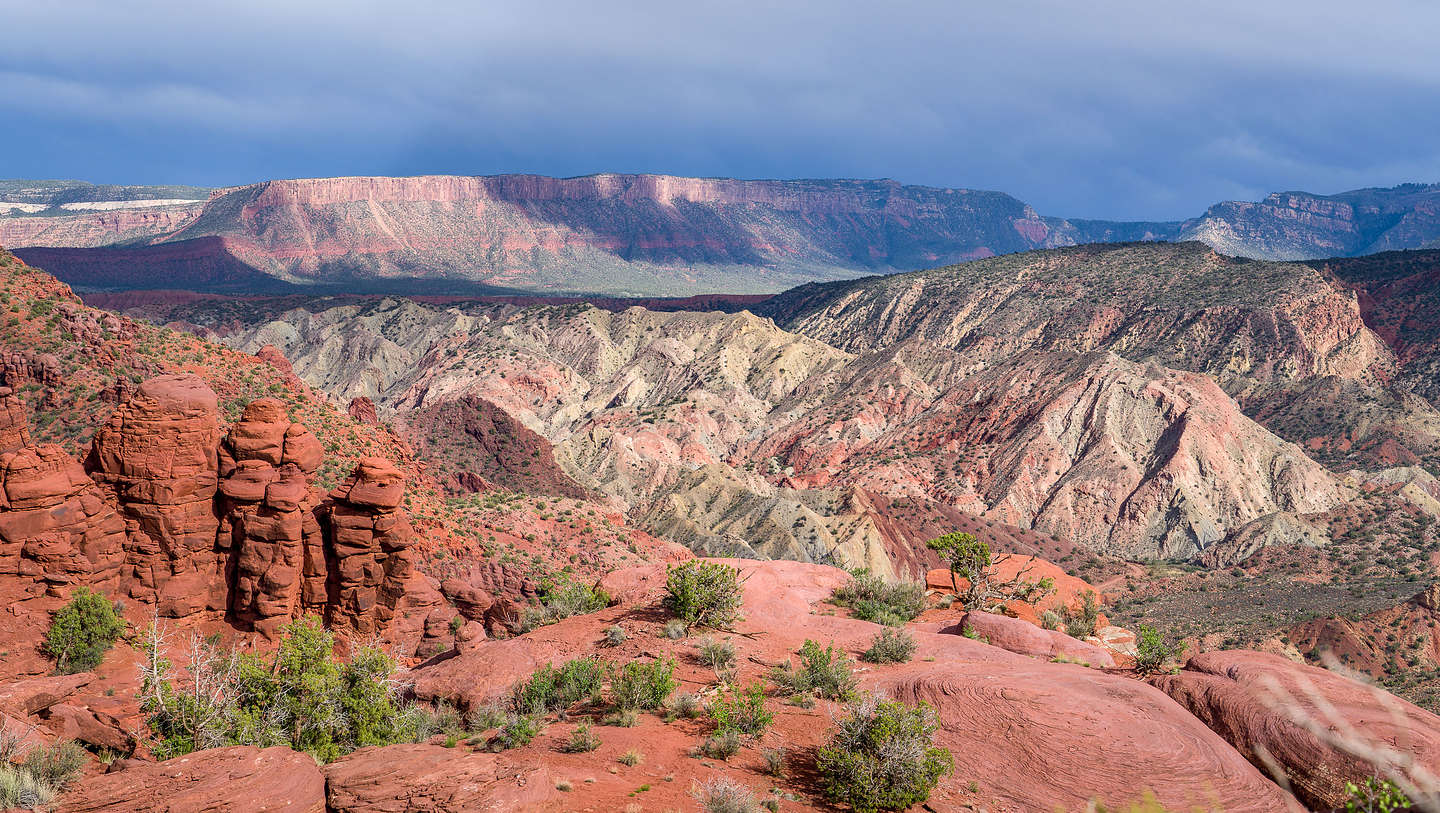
[[3, 0, 1439, 219]]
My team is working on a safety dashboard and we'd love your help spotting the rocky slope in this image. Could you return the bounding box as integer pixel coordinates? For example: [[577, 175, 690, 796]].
[[759, 241, 1440, 471], [213, 288, 1352, 573]]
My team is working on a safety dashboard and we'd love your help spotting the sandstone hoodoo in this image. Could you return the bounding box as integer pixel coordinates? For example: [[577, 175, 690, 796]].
[[0, 369, 425, 639]]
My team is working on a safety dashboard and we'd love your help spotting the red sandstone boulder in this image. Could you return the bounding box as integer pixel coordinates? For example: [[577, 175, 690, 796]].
[[39, 703, 136, 754], [1151, 649, 1440, 809], [943, 610, 1116, 667], [886, 661, 1303, 811], [321, 459, 416, 635], [57, 745, 326, 813], [347, 396, 379, 426], [0, 673, 92, 716], [323, 744, 549, 812]]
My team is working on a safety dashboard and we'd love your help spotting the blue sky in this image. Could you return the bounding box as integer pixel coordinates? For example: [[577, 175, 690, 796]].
[[3, 0, 1439, 219]]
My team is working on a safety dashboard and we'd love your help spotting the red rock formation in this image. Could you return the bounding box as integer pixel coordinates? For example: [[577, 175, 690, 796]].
[[942, 611, 1116, 667], [56, 745, 326, 813], [0, 394, 126, 591], [89, 374, 222, 617], [216, 398, 327, 637], [1151, 650, 1440, 808], [323, 744, 549, 812], [321, 457, 417, 635], [347, 395, 378, 426]]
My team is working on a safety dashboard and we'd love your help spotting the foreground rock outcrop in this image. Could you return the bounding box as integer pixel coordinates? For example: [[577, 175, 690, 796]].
[[1151, 649, 1440, 809], [0, 373, 422, 638], [57, 746, 326, 813]]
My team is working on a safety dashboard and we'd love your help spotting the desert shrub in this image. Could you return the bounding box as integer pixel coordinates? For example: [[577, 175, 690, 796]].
[[663, 619, 690, 639], [562, 720, 601, 753], [708, 682, 773, 737], [861, 627, 917, 664], [771, 640, 856, 700], [1040, 610, 1063, 631], [1060, 591, 1100, 639], [1133, 625, 1186, 675], [672, 691, 704, 719], [698, 636, 737, 672], [495, 714, 541, 750], [511, 656, 606, 715], [762, 746, 786, 777], [141, 616, 411, 763], [664, 561, 743, 629], [466, 701, 508, 732], [816, 696, 952, 813], [700, 729, 741, 760], [44, 587, 126, 674], [610, 656, 678, 710], [693, 776, 761, 813], [831, 574, 926, 626], [604, 625, 627, 646], [0, 738, 88, 809], [519, 576, 610, 631]]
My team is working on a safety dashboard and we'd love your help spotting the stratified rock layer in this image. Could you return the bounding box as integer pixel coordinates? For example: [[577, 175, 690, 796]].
[[57, 745, 326, 813]]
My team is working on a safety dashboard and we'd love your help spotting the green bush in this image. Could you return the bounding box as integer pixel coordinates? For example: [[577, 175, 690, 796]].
[[771, 640, 856, 700], [1061, 591, 1101, 639], [817, 696, 952, 813], [831, 574, 927, 626], [511, 657, 606, 715], [663, 561, 743, 629], [1344, 776, 1411, 813], [495, 714, 541, 750], [44, 587, 126, 674], [610, 656, 678, 710], [1133, 625, 1186, 675], [0, 739, 87, 808], [708, 682, 773, 736], [519, 576, 611, 632], [861, 627, 917, 664], [141, 616, 413, 763]]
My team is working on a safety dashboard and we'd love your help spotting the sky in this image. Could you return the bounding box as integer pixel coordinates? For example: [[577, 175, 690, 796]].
[[3, 0, 1440, 220]]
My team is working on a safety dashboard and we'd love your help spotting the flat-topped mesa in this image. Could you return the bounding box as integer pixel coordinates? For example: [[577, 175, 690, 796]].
[[88, 374, 223, 617], [216, 398, 327, 637], [0, 393, 126, 591], [322, 457, 416, 635]]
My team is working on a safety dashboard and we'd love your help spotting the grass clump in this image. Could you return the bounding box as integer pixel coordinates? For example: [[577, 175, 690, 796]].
[[831, 573, 926, 626], [664, 561, 743, 629], [771, 639, 856, 700], [610, 656, 678, 710], [618, 748, 644, 766], [44, 587, 126, 674], [0, 740, 87, 808], [861, 627, 917, 664], [817, 695, 952, 813], [671, 691, 704, 719], [495, 714, 541, 750]]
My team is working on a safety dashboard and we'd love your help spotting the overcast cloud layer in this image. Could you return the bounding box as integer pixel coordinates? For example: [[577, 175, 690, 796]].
[[3, 0, 1439, 219]]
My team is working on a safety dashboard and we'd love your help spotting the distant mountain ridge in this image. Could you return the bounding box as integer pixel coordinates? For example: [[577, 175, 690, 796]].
[[3, 174, 1439, 296]]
